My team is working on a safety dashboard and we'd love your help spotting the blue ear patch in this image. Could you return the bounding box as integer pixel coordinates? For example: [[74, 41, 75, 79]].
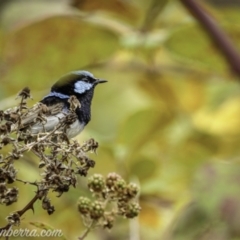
[[74, 81, 93, 94]]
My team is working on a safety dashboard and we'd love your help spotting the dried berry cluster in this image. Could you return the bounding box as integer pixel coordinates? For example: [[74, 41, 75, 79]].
[[0, 88, 98, 229], [0, 88, 140, 239], [78, 173, 141, 230]]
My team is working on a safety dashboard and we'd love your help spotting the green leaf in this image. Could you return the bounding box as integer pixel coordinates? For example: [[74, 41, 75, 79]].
[[118, 108, 160, 146], [142, 0, 169, 30], [1, 16, 119, 93], [0, 0, 73, 30], [118, 107, 172, 159], [165, 25, 229, 74], [130, 157, 158, 180], [71, 0, 138, 22]]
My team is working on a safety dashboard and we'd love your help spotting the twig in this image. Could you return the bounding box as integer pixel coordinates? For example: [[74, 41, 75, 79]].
[[16, 179, 38, 186], [179, 0, 240, 77], [78, 220, 96, 240], [0, 192, 42, 233]]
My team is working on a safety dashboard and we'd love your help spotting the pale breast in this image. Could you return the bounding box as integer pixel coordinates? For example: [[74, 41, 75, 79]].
[[30, 113, 85, 138], [66, 119, 85, 138]]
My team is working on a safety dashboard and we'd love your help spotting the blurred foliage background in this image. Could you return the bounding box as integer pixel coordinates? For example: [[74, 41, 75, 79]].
[[1, 0, 240, 239]]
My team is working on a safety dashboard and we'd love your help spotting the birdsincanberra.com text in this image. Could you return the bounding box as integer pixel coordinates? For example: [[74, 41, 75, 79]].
[[0, 227, 63, 237]]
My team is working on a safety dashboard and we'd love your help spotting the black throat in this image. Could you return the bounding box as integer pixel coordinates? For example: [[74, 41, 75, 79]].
[[74, 88, 94, 125]]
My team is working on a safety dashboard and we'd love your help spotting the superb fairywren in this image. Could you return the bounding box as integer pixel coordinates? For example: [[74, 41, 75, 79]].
[[20, 70, 107, 138]]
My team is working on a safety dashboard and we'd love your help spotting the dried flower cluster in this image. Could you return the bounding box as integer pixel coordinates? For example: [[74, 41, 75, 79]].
[[0, 88, 98, 230], [78, 173, 141, 232], [0, 88, 140, 239]]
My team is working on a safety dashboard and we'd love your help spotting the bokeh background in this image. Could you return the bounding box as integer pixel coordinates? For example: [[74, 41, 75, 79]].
[[1, 0, 240, 239]]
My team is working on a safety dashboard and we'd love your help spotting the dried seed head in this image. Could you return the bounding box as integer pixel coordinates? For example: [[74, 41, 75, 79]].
[[77, 197, 91, 215], [106, 172, 122, 189], [0, 110, 4, 121], [42, 197, 55, 215], [124, 202, 141, 218], [0, 122, 12, 135], [82, 138, 99, 153], [68, 95, 81, 111], [6, 212, 20, 226], [1, 137, 13, 146], [17, 87, 31, 100], [0, 182, 7, 194], [103, 214, 114, 229], [90, 201, 104, 220], [4, 112, 19, 123], [4, 187, 19, 205], [126, 183, 139, 199], [38, 102, 49, 114], [88, 174, 105, 193]]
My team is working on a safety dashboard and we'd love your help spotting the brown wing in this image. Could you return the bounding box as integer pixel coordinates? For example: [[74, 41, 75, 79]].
[[16, 102, 65, 131]]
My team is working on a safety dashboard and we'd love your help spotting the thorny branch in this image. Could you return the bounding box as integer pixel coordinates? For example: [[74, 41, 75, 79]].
[[0, 88, 99, 233], [0, 192, 40, 233]]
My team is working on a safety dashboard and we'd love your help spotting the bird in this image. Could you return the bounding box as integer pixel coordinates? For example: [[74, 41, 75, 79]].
[[14, 70, 107, 139]]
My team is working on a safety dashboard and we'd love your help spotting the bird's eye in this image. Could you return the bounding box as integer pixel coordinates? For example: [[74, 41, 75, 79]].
[[84, 77, 94, 83]]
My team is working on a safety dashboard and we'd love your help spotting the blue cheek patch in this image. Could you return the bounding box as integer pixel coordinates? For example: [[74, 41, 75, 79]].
[[74, 81, 92, 94]]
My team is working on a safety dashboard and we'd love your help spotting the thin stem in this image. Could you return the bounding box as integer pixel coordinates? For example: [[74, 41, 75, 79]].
[[0, 192, 42, 233], [15, 178, 37, 186], [179, 0, 240, 77], [78, 220, 96, 240], [17, 192, 40, 216]]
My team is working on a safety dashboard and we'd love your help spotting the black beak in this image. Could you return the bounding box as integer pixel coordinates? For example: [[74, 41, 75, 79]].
[[95, 79, 108, 84]]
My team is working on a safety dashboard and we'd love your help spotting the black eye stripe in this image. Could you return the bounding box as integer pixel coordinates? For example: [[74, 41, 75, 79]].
[[83, 77, 96, 83]]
